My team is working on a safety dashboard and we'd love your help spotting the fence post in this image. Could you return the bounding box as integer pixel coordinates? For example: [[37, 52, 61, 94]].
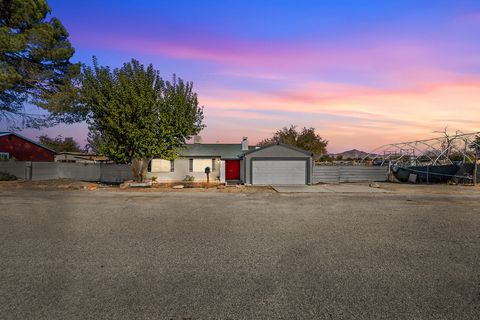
[[25, 162, 32, 180], [474, 153, 478, 186]]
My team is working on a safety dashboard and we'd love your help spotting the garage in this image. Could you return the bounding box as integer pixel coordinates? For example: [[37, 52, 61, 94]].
[[243, 143, 313, 185], [252, 160, 307, 185]]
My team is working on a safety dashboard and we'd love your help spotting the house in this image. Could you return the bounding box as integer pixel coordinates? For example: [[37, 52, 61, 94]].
[[55, 152, 110, 163], [0, 132, 57, 162], [148, 137, 314, 185]]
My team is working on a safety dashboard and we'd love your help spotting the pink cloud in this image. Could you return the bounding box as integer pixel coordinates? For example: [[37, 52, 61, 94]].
[[198, 80, 480, 151], [74, 31, 445, 75]]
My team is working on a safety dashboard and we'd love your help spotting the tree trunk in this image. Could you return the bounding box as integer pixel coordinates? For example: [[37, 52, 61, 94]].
[[131, 158, 151, 182]]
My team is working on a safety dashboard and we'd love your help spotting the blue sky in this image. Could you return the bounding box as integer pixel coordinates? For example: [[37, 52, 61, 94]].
[[9, 0, 480, 152]]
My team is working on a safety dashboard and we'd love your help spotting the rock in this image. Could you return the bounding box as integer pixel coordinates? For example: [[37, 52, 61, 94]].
[[172, 185, 184, 189], [129, 182, 152, 188], [119, 182, 129, 189], [369, 182, 380, 188]]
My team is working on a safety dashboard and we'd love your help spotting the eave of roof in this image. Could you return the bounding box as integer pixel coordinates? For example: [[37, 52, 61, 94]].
[[179, 143, 255, 158], [242, 142, 313, 156], [0, 132, 58, 154]]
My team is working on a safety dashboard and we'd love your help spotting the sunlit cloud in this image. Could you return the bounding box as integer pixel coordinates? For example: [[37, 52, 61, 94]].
[[198, 80, 480, 151], [12, 0, 480, 152]]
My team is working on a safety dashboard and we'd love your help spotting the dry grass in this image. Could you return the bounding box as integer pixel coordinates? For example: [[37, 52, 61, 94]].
[[0, 179, 275, 193]]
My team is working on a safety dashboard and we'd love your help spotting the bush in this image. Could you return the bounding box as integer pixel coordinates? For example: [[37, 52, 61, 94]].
[[0, 172, 18, 181], [184, 175, 195, 182]]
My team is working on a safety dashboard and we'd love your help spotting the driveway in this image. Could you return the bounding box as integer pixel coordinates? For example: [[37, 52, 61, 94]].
[[1, 190, 479, 319]]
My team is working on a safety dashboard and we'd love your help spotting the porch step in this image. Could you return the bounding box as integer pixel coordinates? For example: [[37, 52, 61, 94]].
[[226, 180, 242, 186]]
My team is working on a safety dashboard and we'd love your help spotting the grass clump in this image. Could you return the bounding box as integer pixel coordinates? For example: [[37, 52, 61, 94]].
[[0, 172, 18, 181]]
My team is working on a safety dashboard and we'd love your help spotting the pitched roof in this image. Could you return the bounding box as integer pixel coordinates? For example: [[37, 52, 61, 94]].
[[242, 142, 313, 156], [179, 143, 255, 159], [0, 132, 58, 154]]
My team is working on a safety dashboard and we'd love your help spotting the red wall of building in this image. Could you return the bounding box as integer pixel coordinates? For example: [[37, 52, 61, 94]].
[[0, 134, 56, 162]]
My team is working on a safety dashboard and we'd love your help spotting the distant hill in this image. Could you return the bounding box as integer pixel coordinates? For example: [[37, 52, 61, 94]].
[[331, 149, 378, 159]]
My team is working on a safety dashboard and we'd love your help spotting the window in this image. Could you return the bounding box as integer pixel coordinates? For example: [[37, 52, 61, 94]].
[[170, 160, 175, 172], [212, 159, 216, 171], [150, 159, 172, 172], [193, 159, 211, 172], [189, 159, 193, 172], [0, 152, 9, 161]]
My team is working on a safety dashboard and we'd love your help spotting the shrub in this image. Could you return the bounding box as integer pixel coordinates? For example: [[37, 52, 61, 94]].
[[184, 175, 195, 182], [0, 172, 18, 181]]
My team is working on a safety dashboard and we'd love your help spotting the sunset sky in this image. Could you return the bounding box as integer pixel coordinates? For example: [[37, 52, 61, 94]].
[[16, 0, 480, 152]]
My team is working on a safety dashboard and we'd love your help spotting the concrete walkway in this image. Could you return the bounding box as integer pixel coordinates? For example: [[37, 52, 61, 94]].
[[273, 184, 389, 193]]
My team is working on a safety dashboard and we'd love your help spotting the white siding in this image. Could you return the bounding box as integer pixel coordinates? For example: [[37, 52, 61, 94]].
[[149, 158, 221, 182]]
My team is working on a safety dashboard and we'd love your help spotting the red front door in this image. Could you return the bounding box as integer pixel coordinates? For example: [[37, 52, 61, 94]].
[[225, 160, 240, 180]]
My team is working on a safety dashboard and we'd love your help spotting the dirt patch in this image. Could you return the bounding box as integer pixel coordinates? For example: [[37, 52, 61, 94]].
[[0, 179, 105, 191], [0, 179, 275, 193], [376, 182, 480, 195], [106, 184, 275, 193], [4, 179, 478, 195]]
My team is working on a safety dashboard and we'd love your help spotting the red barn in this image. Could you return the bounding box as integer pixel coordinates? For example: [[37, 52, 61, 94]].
[[0, 132, 57, 162]]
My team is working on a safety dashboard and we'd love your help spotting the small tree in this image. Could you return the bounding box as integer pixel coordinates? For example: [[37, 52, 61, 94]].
[[80, 58, 204, 181], [38, 135, 81, 152], [259, 125, 328, 158], [471, 135, 480, 154]]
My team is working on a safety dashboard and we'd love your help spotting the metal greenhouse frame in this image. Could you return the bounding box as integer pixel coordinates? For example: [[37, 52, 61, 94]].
[[363, 131, 480, 167]]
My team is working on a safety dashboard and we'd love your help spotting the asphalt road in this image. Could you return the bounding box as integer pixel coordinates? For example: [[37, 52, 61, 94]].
[[1, 190, 479, 319]]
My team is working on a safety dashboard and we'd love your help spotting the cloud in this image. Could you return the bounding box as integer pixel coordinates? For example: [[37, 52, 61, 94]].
[[73, 31, 448, 76], [198, 80, 480, 151]]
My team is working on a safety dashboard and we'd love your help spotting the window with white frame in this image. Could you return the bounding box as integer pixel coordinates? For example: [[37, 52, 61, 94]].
[[212, 159, 216, 171], [0, 152, 9, 161]]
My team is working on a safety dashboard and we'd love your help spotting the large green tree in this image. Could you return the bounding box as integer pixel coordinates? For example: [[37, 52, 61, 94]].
[[38, 134, 81, 152], [0, 0, 79, 124], [81, 58, 205, 181], [259, 125, 328, 158]]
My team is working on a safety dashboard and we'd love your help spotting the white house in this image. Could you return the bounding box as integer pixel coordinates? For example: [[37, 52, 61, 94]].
[[148, 137, 314, 185]]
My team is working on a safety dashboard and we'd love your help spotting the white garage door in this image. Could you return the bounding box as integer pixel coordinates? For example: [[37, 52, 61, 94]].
[[252, 160, 306, 185]]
